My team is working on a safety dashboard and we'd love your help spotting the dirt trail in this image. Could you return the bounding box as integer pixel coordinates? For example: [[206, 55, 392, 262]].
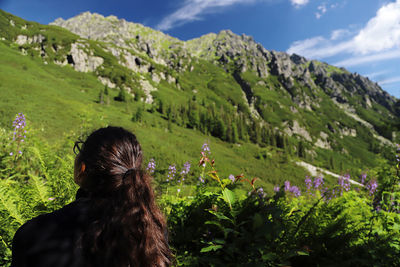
[[296, 161, 363, 187]]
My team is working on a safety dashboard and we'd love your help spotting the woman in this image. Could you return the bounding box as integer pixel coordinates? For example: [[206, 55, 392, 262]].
[[12, 126, 172, 267]]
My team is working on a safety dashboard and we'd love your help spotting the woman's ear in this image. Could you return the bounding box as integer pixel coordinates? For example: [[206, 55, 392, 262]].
[[74, 161, 86, 186]]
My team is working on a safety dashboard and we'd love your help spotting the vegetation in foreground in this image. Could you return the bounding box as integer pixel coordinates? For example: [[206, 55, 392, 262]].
[[1, 114, 400, 266]]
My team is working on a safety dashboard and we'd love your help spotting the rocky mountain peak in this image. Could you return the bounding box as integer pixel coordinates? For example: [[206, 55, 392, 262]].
[[186, 29, 271, 76], [50, 12, 181, 54], [47, 12, 398, 111]]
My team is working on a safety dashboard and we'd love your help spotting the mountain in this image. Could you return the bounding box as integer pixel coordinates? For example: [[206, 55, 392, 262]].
[[0, 9, 398, 189]]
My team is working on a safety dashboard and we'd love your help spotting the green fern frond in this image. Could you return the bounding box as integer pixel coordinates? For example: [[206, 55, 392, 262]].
[[0, 180, 25, 225], [28, 172, 50, 204], [28, 146, 50, 179]]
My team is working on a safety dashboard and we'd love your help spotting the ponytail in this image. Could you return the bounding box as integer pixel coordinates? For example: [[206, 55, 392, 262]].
[[77, 127, 172, 267]]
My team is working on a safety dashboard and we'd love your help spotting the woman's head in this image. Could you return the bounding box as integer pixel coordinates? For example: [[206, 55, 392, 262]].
[[74, 126, 143, 196], [75, 127, 172, 267]]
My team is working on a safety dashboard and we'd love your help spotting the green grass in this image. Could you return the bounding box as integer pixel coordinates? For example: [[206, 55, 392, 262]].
[[0, 8, 396, 194], [0, 40, 311, 194]]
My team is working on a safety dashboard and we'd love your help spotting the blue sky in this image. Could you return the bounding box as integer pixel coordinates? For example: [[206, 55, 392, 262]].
[[1, 0, 400, 98]]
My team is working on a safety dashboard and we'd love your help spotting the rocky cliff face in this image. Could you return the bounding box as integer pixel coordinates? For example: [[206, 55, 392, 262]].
[[186, 30, 272, 77], [50, 12, 187, 69], [185, 30, 395, 114]]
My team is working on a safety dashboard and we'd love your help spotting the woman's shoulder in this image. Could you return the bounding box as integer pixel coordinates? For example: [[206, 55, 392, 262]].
[[12, 198, 92, 267], [15, 197, 91, 242]]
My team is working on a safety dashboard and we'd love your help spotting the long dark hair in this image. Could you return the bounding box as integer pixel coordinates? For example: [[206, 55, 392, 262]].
[[76, 126, 172, 267]]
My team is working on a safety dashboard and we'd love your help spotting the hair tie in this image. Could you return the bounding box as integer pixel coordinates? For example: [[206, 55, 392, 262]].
[[123, 168, 136, 179]]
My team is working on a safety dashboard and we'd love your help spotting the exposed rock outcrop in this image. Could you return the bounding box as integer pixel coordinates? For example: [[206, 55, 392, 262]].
[[68, 43, 103, 72], [15, 34, 45, 45]]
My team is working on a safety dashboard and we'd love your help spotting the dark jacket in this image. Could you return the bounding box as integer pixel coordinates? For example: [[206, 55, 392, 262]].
[[11, 190, 91, 267]]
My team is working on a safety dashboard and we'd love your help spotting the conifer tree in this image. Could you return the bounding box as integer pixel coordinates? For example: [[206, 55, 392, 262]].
[[133, 106, 143, 123], [276, 133, 284, 148], [166, 105, 172, 121], [298, 141, 306, 158], [231, 123, 239, 143], [115, 87, 127, 102], [157, 99, 164, 114], [226, 123, 233, 143], [99, 88, 104, 105], [188, 101, 199, 129], [284, 136, 292, 154], [329, 156, 335, 170], [270, 131, 277, 147], [168, 119, 172, 133]]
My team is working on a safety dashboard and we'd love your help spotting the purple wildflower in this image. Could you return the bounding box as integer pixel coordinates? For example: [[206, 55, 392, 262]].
[[199, 176, 205, 183], [167, 164, 176, 181], [201, 142, 211, 154], [273, 186, 280, 192], [314, 177, 324, 189], [11, 113, 27, 156], [146, 158, 156, 174], [360, 173, 367, 185], [284, 181, 291, 192], [9, 152, 13, 156], [180, 161, 191, 176], [366, 180, 378, 196], [338, 174, 351, 194], [343, 174, 351, 191], [305, 177, 312, 191], [283, 181, 301, 197], [290, 186, 301, 197], [229, 174, 235, 183], [257, 187, 266, 198], [12, 113, 26, 130]]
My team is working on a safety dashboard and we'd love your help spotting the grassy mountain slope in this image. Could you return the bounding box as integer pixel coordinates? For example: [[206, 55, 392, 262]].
[[0, 9, 398, 191], [0, 35, 308, 193]]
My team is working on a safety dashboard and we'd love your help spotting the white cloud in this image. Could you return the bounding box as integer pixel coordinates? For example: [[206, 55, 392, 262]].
[[287, 36, 353, 58], [379, 76, 400, 85], [156, 0, 312, 31], [315, 4, 327, 19], [330, 3, 339, 9], [330, 29, 351, 40], [333, 50, 400, 67], [288, 0, 400, 65], [156, 0, 258, 31], [291, 0, 309, 8], [352, 0, 400, 54], [364, 70, 389, 79]]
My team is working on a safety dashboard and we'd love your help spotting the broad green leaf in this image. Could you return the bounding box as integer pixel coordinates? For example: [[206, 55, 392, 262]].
[[209, 210, 232, 221], [200, 244, 223, 253], [222, 188, 235, 209], [296, 250, 309, 256], [261, 252, 277, 261]]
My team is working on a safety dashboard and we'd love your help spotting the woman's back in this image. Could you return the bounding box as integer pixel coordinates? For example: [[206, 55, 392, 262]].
[[11, 127, 172, 267], [12, 193, 91, 267]]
